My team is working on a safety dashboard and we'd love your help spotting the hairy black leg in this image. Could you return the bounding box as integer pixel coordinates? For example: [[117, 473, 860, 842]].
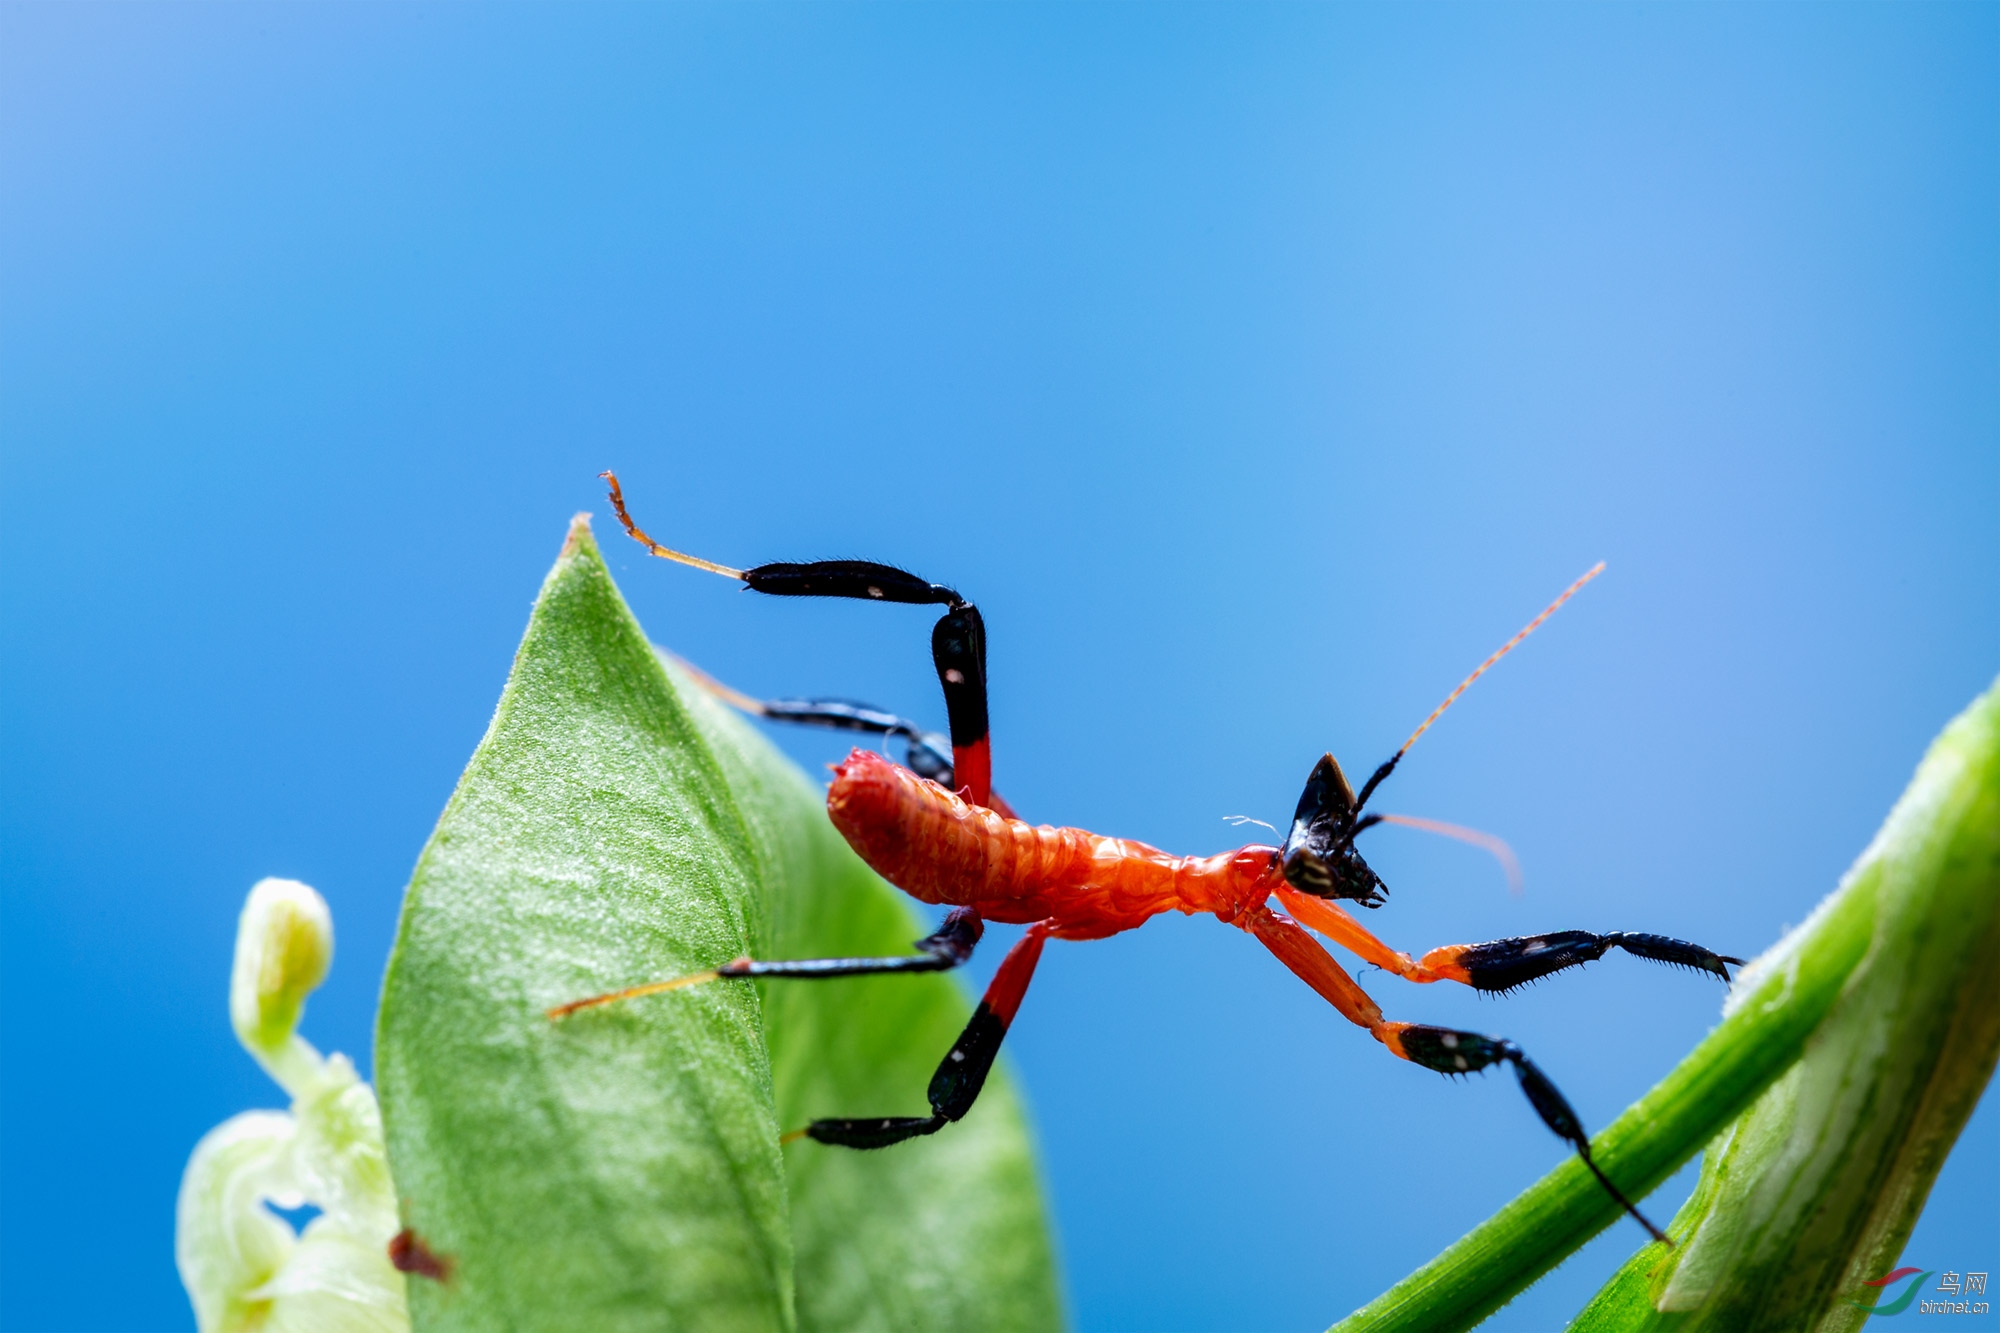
[[1444, 931, 1746, 994], [806, 924, 1049, 1149], [1393, 1023, 1668, 1244]]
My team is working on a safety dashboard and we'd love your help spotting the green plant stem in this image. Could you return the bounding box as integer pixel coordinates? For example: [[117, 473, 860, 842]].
[[1332, 676, 2000, 1333], [1571, 678, 2000, 1332]]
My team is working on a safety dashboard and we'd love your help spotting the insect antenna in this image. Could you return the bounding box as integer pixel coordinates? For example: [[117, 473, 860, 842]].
[[663, 649, 771, 716], [1223, 815, 1280, 836], [1373, 813, 1524, 895], [1352, 561, 1606, 816], [600, 470, 747, 580]]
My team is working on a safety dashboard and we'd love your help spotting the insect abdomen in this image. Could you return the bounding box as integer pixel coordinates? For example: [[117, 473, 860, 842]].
[[826, 750, 1270, 933], [827, 750, 1095, 920]]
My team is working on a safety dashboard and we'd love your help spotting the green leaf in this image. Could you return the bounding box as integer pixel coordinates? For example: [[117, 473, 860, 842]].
[[1331, 676, 2000, 1333], [376, 516, 1062, 1333]]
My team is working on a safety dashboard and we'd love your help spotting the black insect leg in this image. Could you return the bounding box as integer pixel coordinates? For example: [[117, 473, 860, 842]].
[[759, 700, 956, 785], [805, 923, 1051, 1149], [1390, 1023, 1669, 1245], [667, 652, 957, 783], [700, 567, 991, 804], [1440, 931, 1746, 994], [703, 575, 992, 804], [682, 596, 993, 805], [717, 907, 983, 981], [928, 604, 992, 807], [601, 472, 998, 806], [547, 909, 982, 1019]]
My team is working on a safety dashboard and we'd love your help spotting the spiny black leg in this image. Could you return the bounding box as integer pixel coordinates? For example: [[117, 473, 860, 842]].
[[901, 733, 956, 785], [806, 925, 1049, 1149], [1513, 1056, 1668, 1246], [719, 908, 983, 981], [1394, 1024, 1668, 1244], [1601, 932, 1747, 981], [1447, 931, 1745, 994]]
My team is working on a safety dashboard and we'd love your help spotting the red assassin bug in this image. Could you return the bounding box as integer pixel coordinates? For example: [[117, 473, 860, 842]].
[[556, 472, 1745, 1243]]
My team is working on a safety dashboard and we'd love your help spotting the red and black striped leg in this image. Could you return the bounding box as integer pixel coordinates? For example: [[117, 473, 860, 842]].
[[1384, 1022, 1669, 1245], [805, 922, 1050, 1149], [929, 605, 992, 808]]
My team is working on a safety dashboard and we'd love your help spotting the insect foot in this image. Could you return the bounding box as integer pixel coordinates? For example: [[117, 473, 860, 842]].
[[1386, 1022, 1668, 1245], [1440, 930, 1745, 993]]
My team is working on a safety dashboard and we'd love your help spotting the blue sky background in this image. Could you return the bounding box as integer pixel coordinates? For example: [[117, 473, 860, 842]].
[[3, 5, 1996, 1330]]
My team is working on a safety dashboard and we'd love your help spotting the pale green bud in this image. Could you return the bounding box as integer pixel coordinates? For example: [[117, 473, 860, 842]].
[[181, 878, 408, 1333], [230, 878, 333, 1059]]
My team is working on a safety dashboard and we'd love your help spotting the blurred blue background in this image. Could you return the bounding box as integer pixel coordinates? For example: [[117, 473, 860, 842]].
[[3, 5, 1996, 1330]]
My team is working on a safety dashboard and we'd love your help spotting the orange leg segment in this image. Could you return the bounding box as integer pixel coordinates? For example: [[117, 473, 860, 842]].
[[1272, 885, 1464, 984], [1242, 903, 1670, 1244], [1272, 884, 1742, 994], [1241, 906, 1388, 1034]]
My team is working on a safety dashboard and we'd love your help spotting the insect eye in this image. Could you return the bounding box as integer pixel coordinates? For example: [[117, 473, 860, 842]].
[[1284, 844, 1388, 908], [1282, 847, 1336, 897]]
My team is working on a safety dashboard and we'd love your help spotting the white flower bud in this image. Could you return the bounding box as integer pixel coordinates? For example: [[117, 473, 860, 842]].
[[230, 878, 334, 1059]]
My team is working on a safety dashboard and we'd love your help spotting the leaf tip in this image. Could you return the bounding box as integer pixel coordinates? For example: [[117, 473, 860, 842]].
[[562, 511, 595, 559]]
